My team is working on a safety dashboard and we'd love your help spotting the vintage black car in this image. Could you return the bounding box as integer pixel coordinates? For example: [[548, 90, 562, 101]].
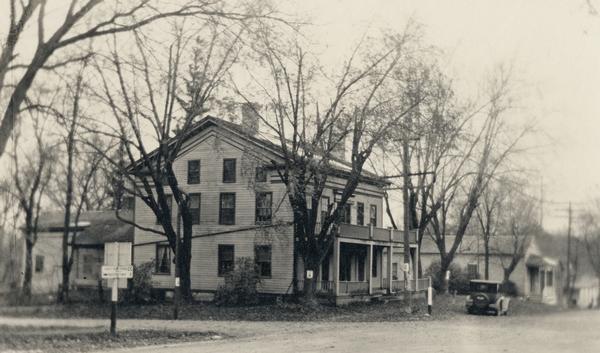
[[465, 280, 510, 315]]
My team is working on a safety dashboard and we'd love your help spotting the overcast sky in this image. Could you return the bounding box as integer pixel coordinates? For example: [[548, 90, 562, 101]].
[[278, 0, 600, 232], [3, 1, 599, 233]]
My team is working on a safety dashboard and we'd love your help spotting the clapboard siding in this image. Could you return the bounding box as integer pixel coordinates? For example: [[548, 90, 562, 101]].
[[133, 123, 386, 294]]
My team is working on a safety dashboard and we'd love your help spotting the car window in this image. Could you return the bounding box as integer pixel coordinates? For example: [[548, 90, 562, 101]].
[[470, 282, 498, 293]]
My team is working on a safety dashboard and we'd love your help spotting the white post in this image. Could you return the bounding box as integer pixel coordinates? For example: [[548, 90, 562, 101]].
[[333, 237, 340, 297], [427, 276, 433, 315], [367, 244, 373, 295]]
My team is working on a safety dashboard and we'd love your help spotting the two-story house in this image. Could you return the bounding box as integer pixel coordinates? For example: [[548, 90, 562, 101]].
[[132, 115, 422, 304]]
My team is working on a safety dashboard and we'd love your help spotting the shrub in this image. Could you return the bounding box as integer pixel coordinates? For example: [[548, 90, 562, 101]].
[[124, 261, 155, 304], [424, 260, 471, 294], [214, 257, 261, 306], [502, 280, 518, 296]]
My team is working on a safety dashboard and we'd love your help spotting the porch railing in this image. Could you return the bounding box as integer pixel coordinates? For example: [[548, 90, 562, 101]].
[[392, 280, 406, 292], [339, 281, 369, 295], [316, 280, 334, 294]]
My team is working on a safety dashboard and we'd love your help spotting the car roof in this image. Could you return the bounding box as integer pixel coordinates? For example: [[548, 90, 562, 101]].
[[470, 279, 502, 284]]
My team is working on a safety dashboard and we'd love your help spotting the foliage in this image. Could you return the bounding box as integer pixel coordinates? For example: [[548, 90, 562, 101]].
[[501, 280, 518, 297], [214, 258, 261, 306], [124, 261, 155, 304], [424, 260, 471, 294]]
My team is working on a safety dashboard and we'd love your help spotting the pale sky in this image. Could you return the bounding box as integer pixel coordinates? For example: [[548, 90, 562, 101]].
[[279, 0, 600, 232], [2, 1, 600, 233]]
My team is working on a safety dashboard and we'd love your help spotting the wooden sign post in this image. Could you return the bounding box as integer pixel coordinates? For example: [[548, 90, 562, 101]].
[[102, 242, 133, 336]]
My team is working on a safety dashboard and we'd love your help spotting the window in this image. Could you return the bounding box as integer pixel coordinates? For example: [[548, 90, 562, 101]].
[[35, 255, 44, 273], [189, 193, 201, 225], [187, 160, 200, 184], [357, 202, 364, 226], [155, 244, 171, 274], [255, 166, 267, 183], [320, 196, 330, 223], [156, 195, 172, 225], [392, 263, 399, 280], [223, 158, 236, 183], [255, 245, 272, 278], [120, 196, 135, 210], [372, 251, 378, 277], [82, 254, 96, 278], [255, 192, 273, 224], [218, 245, 234, 276], [467, 263, 479, 279], [219, 193, 236, 225], [321, 256, 330, 281], [338, 203, 351, 224], [369, 204, 377, 227], [547, 270, 553, 287]]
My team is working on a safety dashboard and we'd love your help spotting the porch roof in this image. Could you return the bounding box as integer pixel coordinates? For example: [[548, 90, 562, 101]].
[[336, 223, 418, 245]]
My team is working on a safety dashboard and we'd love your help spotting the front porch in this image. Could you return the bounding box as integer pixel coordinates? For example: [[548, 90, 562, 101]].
[[309, 224, 428, 303]]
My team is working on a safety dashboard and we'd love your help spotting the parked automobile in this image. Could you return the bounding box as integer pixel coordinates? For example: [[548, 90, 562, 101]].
[[465, 280, 510, 315]]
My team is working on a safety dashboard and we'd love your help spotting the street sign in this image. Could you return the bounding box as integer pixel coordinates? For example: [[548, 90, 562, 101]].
[[103, 242, 132, 336], [101, 265, 133, 279], [306, 270, 314, 279]]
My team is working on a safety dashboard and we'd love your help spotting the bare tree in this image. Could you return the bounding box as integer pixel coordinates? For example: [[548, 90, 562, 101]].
[[498, 189, 540, 284], [83, 21, 245, 298], [234, 24, 424, 299], [475, 178, 509, 279], [579, 200, 600, 306], [0, 0, 264, 157], [423, 67, 529, 291], [35, 62, 111, 303], [0, 112, 55, 301]]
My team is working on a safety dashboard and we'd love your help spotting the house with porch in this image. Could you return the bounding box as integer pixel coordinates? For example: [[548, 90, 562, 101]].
[[131, 115, 425, 304], [420, 233, 565, 305]]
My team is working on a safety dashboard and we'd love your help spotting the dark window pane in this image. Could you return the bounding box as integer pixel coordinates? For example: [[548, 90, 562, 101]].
[[357, 202, 364, 226], [369, 204, 377, 227], [155, 244, 171, 274], [190, 193, 201, 225], [218, 245, 235, 276], [219, 193, 236, 225], [255, 192, 273, 224], [255, 166, 267, 182], [338, 203, 351, 224], [320, 196, 330, 223], [35, 255, 44, 273], [188, 160, 200, 184], [223, 159, 236, 183], [255, 245, 271, 278]]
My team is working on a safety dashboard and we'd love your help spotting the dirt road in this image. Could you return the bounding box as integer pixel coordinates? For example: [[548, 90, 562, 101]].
[[3, 310, 599, 353]]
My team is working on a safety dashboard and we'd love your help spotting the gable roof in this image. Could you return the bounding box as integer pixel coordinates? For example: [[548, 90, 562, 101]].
[[37, 210, 134, 245], [130, 115, 389, 186]]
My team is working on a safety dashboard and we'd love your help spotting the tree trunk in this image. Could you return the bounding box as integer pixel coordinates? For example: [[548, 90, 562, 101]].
[[179, 223, 193, 299], [21, 239, 33, 302], [301, 262, 317, 304], [438, 255, 451, 293], [484, 237, 490, 280]]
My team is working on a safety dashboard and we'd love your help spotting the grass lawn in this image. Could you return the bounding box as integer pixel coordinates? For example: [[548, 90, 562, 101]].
[[0, 294, 565, 322], [0, 325, 222, 353]]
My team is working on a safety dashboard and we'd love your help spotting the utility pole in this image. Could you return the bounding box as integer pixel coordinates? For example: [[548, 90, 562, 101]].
[[565, 201, 572, 306], [174, 207, 181, 320]]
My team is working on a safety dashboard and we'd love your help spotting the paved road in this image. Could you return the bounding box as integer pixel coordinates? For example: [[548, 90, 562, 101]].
[[2, 310, 599, 353]]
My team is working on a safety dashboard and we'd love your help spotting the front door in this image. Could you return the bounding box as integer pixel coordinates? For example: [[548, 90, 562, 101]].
[[529, 267, 539, 294]]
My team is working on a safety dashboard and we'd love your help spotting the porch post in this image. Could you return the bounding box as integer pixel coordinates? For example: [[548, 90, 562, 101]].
[[367, 243, 373, 295], [388, 229, 394, 294], [333, 237, 340, 297]]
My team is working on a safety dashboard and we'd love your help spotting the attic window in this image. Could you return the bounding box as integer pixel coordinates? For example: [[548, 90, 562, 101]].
[[223, 159, 236, 183]]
